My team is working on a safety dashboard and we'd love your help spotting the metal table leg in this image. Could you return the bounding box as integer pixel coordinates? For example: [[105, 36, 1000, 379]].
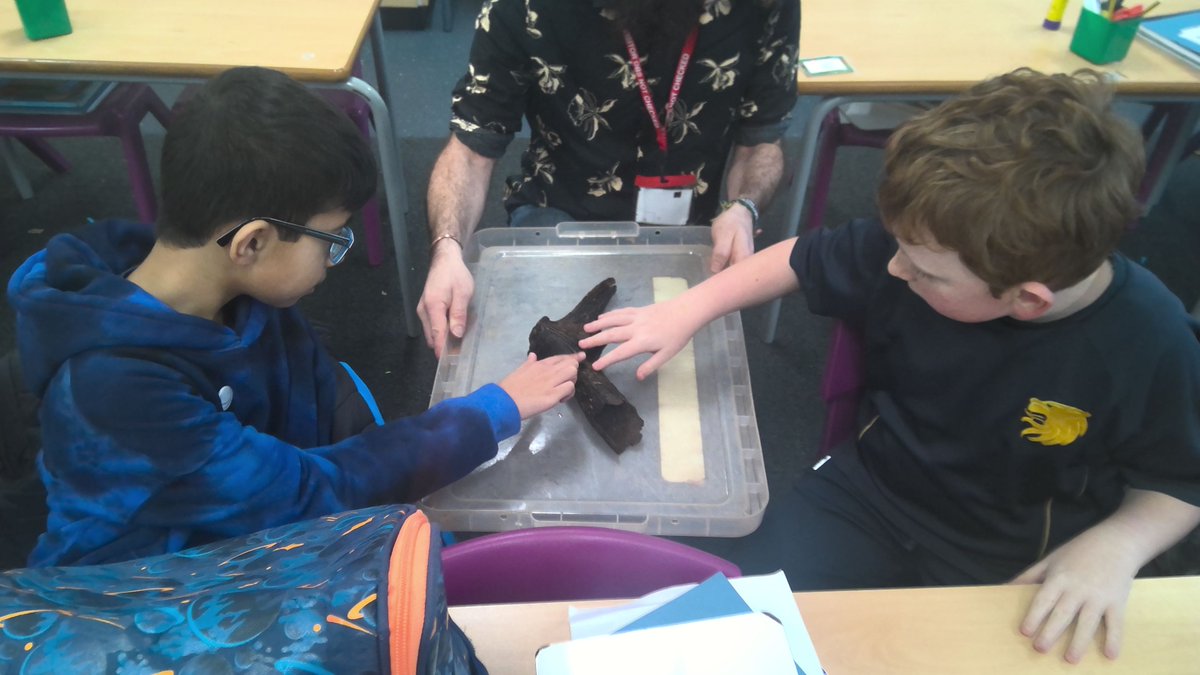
[[763, 95, 852, 343], [1, 138, 34, 200], [354, 11, 419, 337], [1141, 101, 1200, 209], [345, 75, 419, 338]]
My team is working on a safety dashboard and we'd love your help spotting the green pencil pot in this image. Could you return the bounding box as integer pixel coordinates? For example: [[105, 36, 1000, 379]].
[[1069, 9, 1142, 65], [13, 0, 73, 41]]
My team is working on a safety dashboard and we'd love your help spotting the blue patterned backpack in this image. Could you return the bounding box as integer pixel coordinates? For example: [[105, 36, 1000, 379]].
[[0, 505, 486, 674]]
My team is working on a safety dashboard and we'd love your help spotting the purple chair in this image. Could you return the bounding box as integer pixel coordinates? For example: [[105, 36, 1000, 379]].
[[440, 527, 741, 606], [805, 108, 891, 232], [321, 87, 385, 267], [0, 83, 170, 224], [818, 322, 865, 455], [804, 108, 883, 455]]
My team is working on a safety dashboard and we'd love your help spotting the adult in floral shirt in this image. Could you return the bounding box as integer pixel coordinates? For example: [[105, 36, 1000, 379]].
[[419, 0, 800, 355]]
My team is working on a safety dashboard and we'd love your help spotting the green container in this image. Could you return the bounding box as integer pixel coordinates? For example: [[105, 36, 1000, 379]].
[[14, 0, 73, 41], [1069, 9, 1142, 65]]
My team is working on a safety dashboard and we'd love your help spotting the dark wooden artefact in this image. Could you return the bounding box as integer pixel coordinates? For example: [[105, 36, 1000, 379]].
[[528, 278, 644, 453]]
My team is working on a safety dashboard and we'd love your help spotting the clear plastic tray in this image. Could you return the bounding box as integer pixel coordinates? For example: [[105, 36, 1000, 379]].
[[421, 223, 767, 536]]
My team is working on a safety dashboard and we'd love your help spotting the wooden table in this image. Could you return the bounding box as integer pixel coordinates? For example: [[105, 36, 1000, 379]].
[[450, 575, 1200, 674], [765, 0, 1200, 342], [0, 0, 418, 335], [797, 0, 1200, 96]]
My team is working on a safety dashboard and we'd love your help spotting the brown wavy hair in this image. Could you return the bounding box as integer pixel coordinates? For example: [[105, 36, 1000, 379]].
[[878, 68, 1144, 295]]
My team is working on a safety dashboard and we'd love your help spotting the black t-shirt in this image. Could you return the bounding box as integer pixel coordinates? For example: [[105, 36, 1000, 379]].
[[792, 218, 1200, 568], [450, 0, 800, 222]]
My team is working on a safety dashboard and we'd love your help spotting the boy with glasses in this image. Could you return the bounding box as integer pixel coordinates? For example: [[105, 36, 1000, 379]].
[[8, 67, 583, 567]]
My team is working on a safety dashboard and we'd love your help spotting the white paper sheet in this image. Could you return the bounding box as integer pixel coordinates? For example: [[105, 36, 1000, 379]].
[[568, 570, 824, 675], [537, 612, 797, 675]]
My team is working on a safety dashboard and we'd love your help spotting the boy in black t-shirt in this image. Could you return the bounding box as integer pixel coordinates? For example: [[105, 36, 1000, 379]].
[[580, 68, 1200, 664]]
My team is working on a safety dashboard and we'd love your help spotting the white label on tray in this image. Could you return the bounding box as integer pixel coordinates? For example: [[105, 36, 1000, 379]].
[[653, 277, 705, 484]]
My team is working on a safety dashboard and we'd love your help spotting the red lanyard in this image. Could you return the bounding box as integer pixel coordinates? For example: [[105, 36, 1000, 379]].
[[622, 27, 699, 154]]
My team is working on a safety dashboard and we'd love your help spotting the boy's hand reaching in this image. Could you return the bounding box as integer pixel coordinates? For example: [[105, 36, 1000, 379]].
[[579, 299, 703, 380], [498, 352, 585, 420], [1011, 525, 1141, 664]]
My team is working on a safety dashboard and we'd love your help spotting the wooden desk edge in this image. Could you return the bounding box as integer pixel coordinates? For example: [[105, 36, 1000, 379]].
[[797, 78, 1200, 98], [449, 577, 1200, 674], [0, 60, 357, 83]]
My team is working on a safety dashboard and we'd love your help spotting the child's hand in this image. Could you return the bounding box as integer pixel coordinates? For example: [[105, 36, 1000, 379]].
[[1011, 525, 1141, 664], [578, 300, 703, 380], [498, 352, 584, 420]]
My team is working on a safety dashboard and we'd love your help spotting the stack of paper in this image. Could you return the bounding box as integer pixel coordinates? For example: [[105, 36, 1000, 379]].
[[535, 571, 824, 675]]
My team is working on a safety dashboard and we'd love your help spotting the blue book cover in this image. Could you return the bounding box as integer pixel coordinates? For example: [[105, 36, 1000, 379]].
[[1138, 10, 1200, 67], [615, 572, 752, 634]]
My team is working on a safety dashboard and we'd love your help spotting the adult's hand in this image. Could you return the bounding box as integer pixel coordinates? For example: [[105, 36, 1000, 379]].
[[421, 136, 497, 358], [709, 202, 757, 273]]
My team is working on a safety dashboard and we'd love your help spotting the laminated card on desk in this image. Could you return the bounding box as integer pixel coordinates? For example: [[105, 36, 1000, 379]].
[[1138, 10, 1200, 68]]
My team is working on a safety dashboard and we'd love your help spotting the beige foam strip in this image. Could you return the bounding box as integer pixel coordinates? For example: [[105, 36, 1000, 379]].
[[653, 277, 705, 484]]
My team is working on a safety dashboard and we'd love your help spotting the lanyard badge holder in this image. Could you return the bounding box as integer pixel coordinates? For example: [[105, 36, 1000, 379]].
[[626, 27, 699, 225], [634, 174, 697, 225]]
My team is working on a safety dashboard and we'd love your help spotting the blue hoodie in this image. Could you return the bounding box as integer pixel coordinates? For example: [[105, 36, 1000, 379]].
[[8, 220, 519, 567]]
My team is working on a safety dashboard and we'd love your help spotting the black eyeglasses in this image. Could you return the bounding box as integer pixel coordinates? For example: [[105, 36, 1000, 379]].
[[216, 217, 355, 265]]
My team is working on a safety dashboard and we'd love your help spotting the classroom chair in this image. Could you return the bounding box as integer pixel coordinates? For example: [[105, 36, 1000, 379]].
[[1140, 103, 1200, 205], [804, 106, 893, 232], [322, 87, 386, 267], [0, 83, 170, 224], [799, 105, 883, 456], [440, 526, 741, 605], [1, 137, 69, 200]]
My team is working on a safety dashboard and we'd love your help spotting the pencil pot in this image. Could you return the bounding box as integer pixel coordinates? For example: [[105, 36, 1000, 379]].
[[13, 0, 73, 41], [1069, 9, 1142, 64]]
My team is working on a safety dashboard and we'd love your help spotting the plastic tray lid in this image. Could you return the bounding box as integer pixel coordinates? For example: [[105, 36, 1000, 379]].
[[422, 223, 767, 537]]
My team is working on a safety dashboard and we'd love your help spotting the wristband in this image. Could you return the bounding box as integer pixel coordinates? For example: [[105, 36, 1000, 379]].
[[720, 197, 759, 228], [429, 232, 462, 254]]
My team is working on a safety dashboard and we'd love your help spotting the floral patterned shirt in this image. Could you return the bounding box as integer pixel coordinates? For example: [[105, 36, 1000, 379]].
[[450, 0, 800, 222]]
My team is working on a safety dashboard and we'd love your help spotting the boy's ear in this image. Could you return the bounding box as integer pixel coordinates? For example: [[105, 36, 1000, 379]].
[[1009, 281, 1055, 321], [225, 220, 273, 266]]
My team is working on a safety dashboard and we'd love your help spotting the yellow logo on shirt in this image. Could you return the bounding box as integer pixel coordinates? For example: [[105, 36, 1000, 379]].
[[1020, 398, 1090, 446]]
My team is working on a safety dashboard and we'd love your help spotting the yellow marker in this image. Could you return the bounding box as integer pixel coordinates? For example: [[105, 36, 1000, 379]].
[[1044, 0, 1070, 29]]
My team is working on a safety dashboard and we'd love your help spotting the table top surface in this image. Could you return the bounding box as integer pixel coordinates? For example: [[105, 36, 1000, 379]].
[[798, 0, 1200, 95], [0, 0, 379, 81], [449, 575, 1200, 674]]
